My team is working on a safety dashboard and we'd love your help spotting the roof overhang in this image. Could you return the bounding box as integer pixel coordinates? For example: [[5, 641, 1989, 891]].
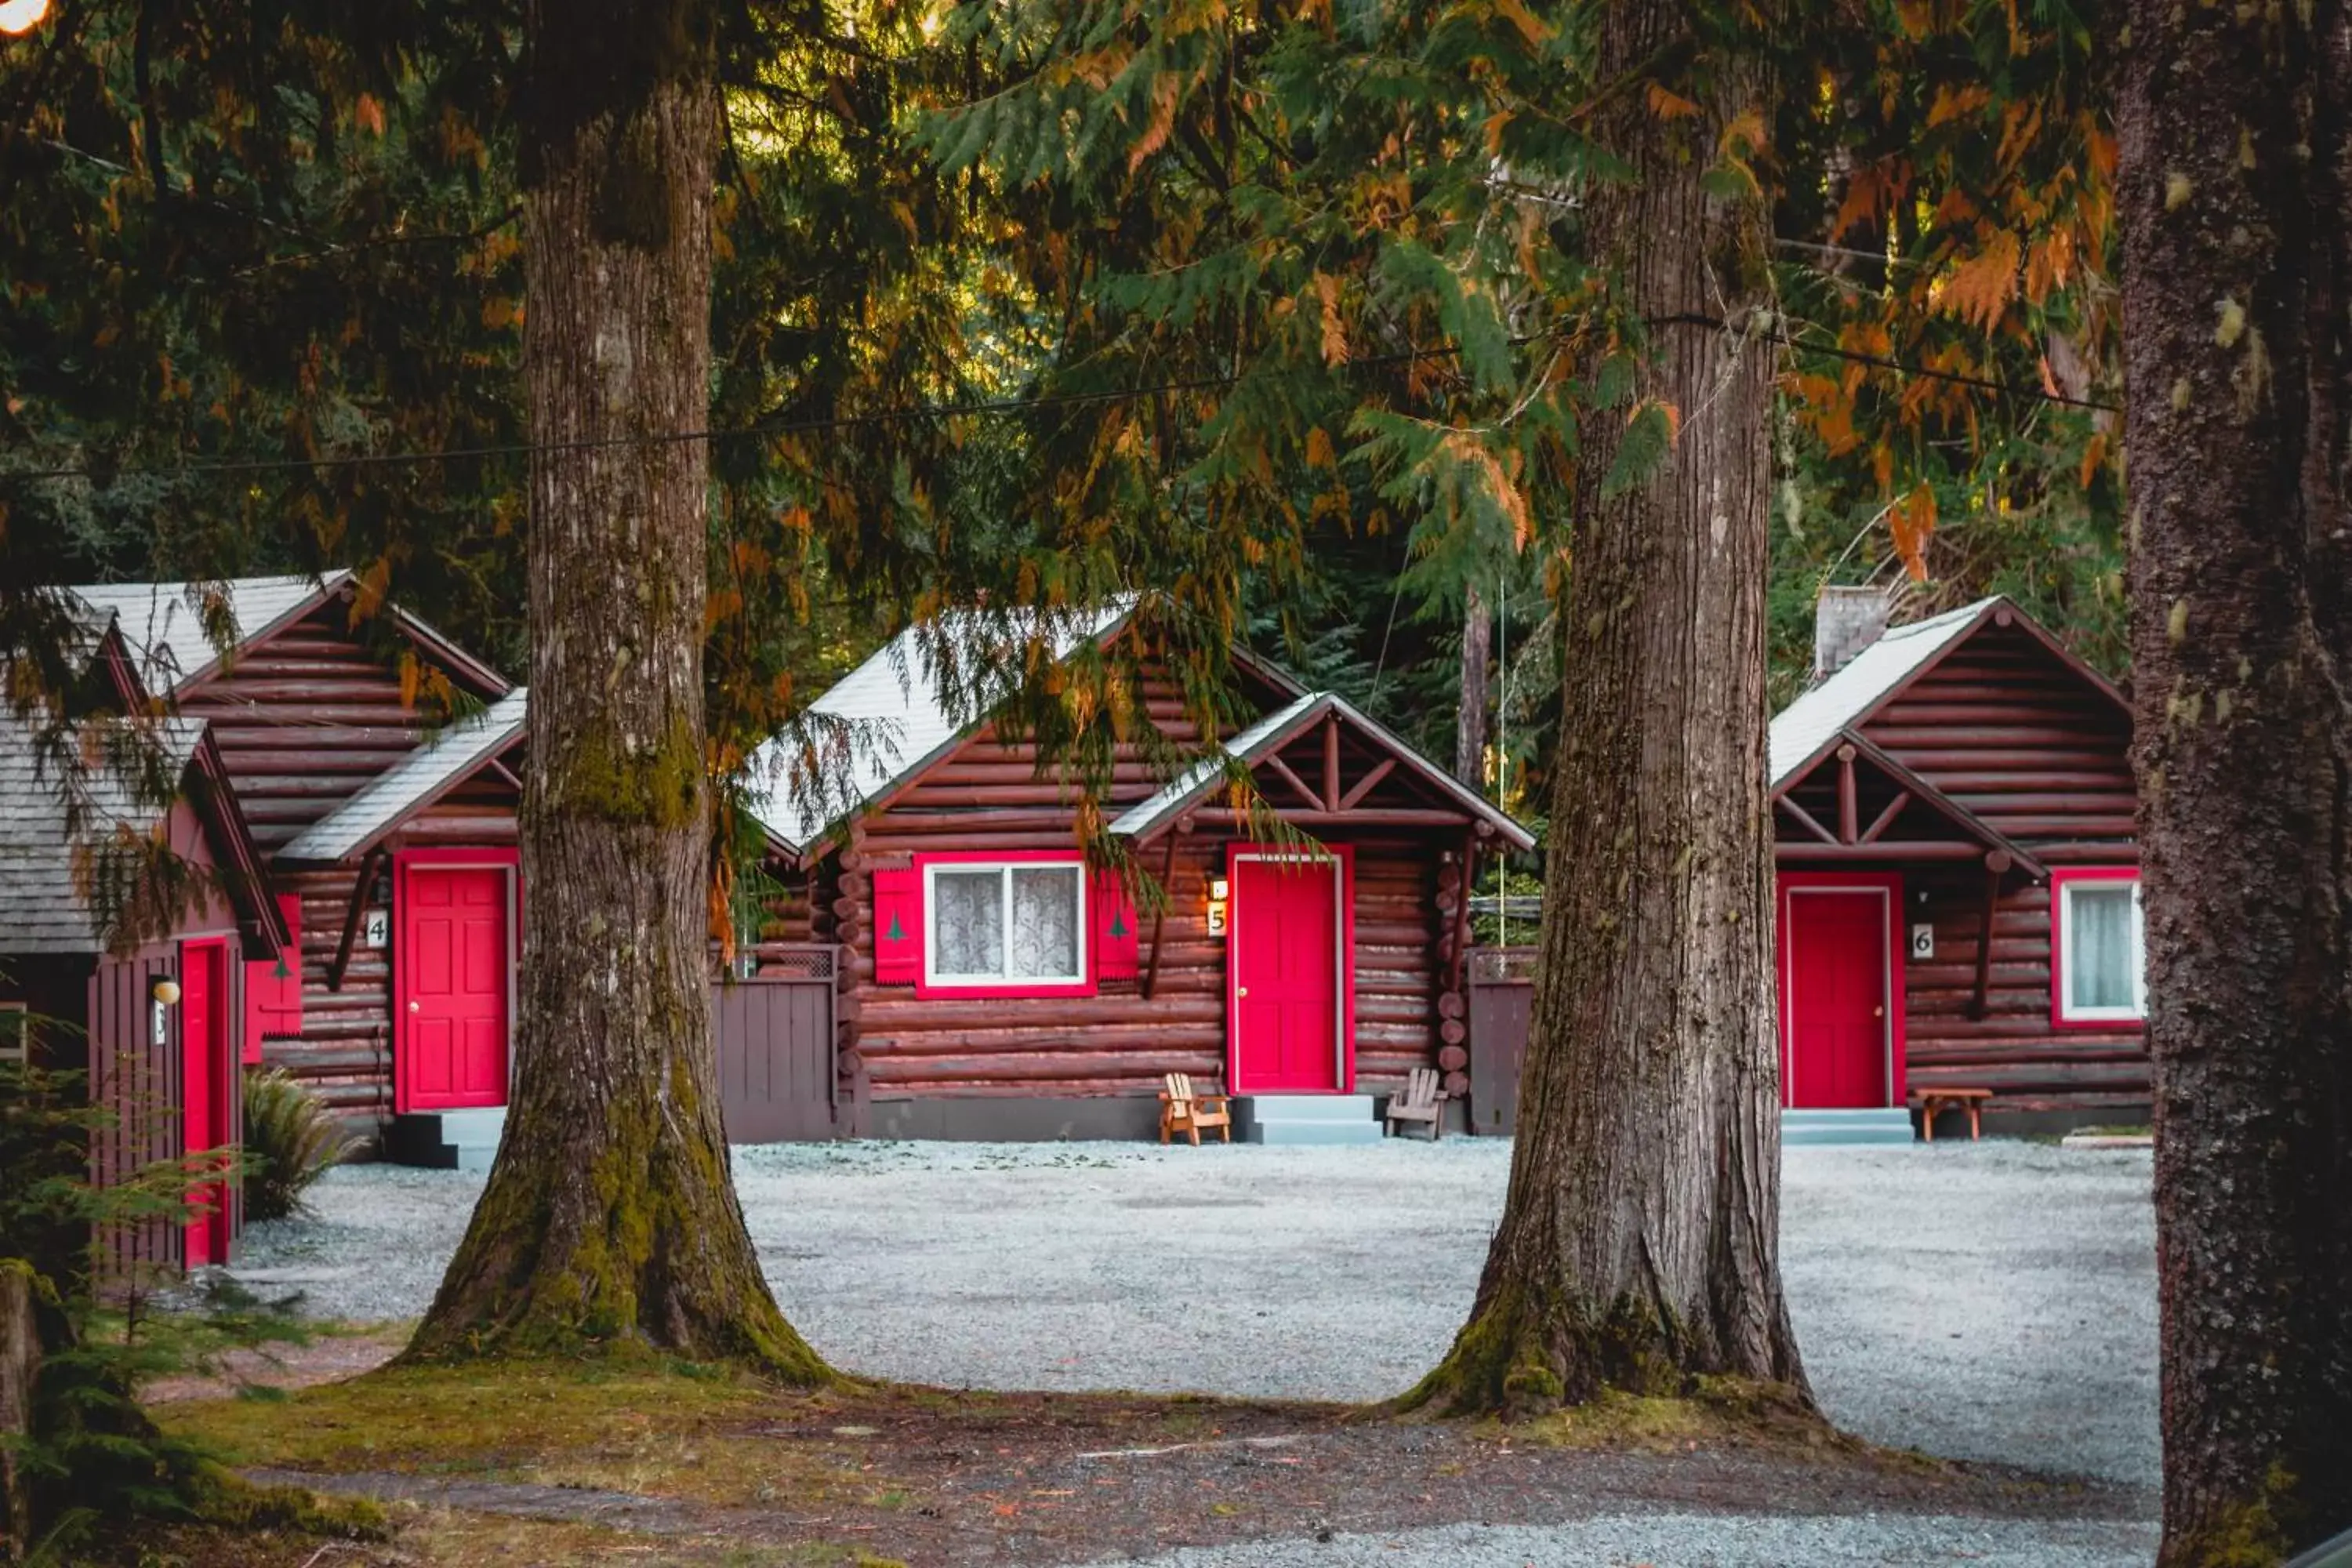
[[1772, 727, 2045, 880], [1110, 690, 1537, 851], [273, 690, 528, 867]]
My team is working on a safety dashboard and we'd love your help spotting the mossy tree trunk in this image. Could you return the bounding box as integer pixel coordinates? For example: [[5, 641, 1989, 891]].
[[2116, 0, 2352, 1556], [1403, 11, 1806, 1418], [407, 0, 828, 1379]]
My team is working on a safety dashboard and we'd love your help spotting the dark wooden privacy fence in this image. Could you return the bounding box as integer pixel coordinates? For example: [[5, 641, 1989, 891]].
[[711, 943, 843, 1143], [1465, 946, 1536, 1137]]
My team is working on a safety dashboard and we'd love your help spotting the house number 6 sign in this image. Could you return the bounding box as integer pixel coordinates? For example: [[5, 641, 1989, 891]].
[[1910, 923, 1935, 960]]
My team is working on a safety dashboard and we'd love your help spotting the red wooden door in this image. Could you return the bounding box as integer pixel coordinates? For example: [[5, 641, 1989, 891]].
[[1784, 889, 1889, 1109], [1231, 856, 1342, 1092], [179, 939, 232, 1266], [401, 867, 510, 1111]]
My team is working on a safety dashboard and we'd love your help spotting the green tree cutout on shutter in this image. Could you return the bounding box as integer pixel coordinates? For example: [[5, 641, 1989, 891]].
[[1108, 906, 1127, 939], [886, 909, 905, 944]]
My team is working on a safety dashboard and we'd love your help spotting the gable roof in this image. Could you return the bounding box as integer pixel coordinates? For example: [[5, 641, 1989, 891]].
[[69, 572, 510, 699], [274, 690, 528, 867], [1775, 728, 2046, 879], [741, 602, 1137, 858], [1109, 690, 1537, 851], [1769, 597, 1997, 789], [0, 713, 282, 956]]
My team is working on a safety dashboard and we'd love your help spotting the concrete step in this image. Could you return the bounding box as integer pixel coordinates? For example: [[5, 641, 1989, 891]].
[[387, 1107, 508, 1171], [1782, 1107, 1915, 1146], [1236, 1094, 1385, 1145]]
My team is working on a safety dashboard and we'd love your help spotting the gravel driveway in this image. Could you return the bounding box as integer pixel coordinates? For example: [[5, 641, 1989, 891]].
[[236, 1137, 2156, 1490]]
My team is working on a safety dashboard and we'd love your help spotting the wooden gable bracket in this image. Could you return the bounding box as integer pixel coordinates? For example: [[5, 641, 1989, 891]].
[[1339, 757, 1396, 811], [1323, 715, 1342, 811], [328, 843, 390, 993], [1259, 750, 1324, 811], [1966, 849, 2015, 1022]]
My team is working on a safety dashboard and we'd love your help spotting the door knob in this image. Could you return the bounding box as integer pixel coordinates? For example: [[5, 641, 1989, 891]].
[[1873, 1005, 1884, 1018], [1237, 985, 1250, 997], [408, 1001, 420, 1014]]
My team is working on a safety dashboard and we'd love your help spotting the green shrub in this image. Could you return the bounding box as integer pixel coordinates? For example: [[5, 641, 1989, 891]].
[[238, 1071, 342, 1223]]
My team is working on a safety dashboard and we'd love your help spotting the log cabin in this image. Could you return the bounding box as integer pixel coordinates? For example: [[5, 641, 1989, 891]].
[[743, 608, 1534, 1142], [1770, 590, 2144, 1138], [67, 575, 527, 1163], [0, 694, 289, 1270]]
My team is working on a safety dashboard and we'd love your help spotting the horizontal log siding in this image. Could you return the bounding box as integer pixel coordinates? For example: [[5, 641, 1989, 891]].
[[1861, 624, 2138, 857], [837, 700, 1451, 1103], [1857, 622, 2145, 1112], [185, 598, 517, 1139]]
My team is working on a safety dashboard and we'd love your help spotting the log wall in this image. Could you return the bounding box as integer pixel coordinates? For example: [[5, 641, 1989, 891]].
[[1855, 619, 2143, 1113], [177, 595, 515, 1134], [818, 679, 1461, 1105]]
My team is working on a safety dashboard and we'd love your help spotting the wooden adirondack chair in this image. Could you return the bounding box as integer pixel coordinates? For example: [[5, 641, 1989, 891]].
[[1385, 1068, 1446, 1140], [1159, 1073, 1232, 1145]]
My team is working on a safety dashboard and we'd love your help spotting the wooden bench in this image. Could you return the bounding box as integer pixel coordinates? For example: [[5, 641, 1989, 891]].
[[1159, 1073, 1232, 1145], [1385, 1067, 1446, 1141], [1911, 1087, 1993, 1142]]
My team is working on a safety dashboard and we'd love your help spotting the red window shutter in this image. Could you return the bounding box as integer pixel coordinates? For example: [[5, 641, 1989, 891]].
[[871, 867, 923, 985], [1094, 870, 1141, 981], [242, 891, 304, 1063]]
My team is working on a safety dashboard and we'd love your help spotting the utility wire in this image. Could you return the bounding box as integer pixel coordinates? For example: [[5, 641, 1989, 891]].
[[3, 318, 2118, 488]]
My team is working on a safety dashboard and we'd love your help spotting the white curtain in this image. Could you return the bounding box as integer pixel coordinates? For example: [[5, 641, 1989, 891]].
[[933, 870, 1004, 976], [1011, 867, 1080, 978], [2069, 885, 2136, 1011]]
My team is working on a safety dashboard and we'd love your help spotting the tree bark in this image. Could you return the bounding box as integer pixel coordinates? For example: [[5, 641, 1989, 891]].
[[1403, 16, 1805, 1416], [1456, 582, 1491, 787], [407, 0, 828, 1378], [2117, 0, 2352, 1556], [0, 1265, 34, 1559]]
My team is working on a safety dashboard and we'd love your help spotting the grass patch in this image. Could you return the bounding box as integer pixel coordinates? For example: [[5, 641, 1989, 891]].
[[158, 1354, 882, 1509]]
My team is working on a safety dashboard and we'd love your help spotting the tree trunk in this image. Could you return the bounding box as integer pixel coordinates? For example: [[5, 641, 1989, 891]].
[[407, 0, 828, 1379], [1403, 17, 1804, 1417], [0, 1265, 34, 1560], [2117, 0, 2352, 1556], [1456, 582, 1491, 787]]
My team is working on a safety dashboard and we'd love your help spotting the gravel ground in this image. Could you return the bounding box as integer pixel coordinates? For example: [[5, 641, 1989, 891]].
[[1077, 1513, 2161, 1567], [232, 1138, 2158, 1494]]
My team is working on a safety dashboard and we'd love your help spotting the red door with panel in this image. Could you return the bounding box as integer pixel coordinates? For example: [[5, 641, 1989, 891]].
[[179, 938, 232, 1266], [1230, 854, 1345, 1093], [1781, 884, 1893, 1109], [400, 865, 511, 1111]]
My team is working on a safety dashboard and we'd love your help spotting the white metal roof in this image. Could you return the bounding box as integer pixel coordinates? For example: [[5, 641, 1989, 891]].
[[0, 713, 207, 953], [1768, 597, 1995, 789], [71, 573, 347, 695], [274, 689, 528, 866], [1109, 689, 1537, 851], [742, 602, 1134, 856]]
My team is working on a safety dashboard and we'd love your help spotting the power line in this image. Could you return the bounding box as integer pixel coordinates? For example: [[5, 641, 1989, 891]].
[[2, 318, 2115, 487]]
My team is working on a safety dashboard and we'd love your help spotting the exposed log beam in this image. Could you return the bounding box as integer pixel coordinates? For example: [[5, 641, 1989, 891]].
[[1323, 716, 1342, 811], [1776, 796, 1840, 844], [1142, 833, 1179, 1001], [1339, 757, 1398, 811], [1836, 743, 1860, 843], [1860, 790, 1912, 844], [328, 844, 388, 993], [1260, 753, 1323, 811], [1775, 841, 1988, 862], [1190, 807, 1475, 829], [1968, 865, 2002, 1021]]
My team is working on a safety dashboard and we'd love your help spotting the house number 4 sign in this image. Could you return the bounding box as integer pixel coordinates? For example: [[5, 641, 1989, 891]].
[[363, 909, 390, 949], [1909, 923, 1935, 960]]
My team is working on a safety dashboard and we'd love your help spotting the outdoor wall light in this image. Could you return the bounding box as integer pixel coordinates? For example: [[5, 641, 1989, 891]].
[[1207, 877, 1230, 937], [0, 0, 52, 37], [151, 978, 182, 1007]]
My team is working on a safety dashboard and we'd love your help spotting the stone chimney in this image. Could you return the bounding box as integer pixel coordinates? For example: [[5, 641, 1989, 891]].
[[1813, 585, 1893, 678]]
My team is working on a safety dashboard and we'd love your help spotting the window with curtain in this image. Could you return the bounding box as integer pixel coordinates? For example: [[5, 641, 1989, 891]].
[[924, 860, 1086, 987], [2058, 875, 2144, 1022]]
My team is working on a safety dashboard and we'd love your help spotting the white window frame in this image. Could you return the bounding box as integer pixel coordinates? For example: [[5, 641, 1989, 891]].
[[0, 1002, 27, 1065], [2055, 873, 2146, 1024], [919, 858, 1090, 992]]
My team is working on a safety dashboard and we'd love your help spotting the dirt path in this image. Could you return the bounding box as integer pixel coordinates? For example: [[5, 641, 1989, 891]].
[[237, 1387, 2151, 1566]]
